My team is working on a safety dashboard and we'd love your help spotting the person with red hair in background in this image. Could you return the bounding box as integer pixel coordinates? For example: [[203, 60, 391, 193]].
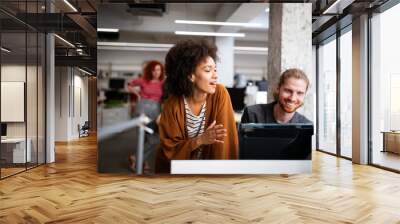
[[127, 60, 165, 173], [128, 60, 165, 120]]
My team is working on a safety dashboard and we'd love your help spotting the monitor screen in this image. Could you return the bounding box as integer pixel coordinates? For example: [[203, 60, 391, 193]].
[[256, 80, 268, 91], [109, 78, 125, 89], [239, 123, 313, 160], [1, 123, 7, 137], [226, 87, 246, 112]]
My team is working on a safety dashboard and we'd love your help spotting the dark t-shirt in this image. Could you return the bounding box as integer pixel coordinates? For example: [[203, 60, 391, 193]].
[[241, 102, 311, 124]]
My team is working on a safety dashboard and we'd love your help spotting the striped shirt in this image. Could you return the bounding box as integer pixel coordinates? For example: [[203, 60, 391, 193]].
[[184, 97, 206, 138]]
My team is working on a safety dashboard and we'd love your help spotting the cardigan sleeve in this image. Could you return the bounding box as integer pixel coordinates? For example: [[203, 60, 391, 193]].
[[211, 85, 239, 159], [158, 99, 198, 160]]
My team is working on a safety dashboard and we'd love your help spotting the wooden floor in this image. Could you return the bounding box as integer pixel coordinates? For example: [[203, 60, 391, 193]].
[[373, 150, 400, 171], [1, 135, 400, 223], [1, 167, 26, 178]]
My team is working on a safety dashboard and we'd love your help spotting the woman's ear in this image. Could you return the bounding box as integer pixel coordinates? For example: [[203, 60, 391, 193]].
[[189, 73, 195, 83]]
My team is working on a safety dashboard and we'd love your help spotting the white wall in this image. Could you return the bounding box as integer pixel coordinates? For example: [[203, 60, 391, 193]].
[[1, 64, 46, 164], [55, 67, 69, 141], [98, 49, 268, 83], [55, 67, 89, 141], [98, 49, 166, 73], [72, 74, 89, 138], [1, 65, 28, 138], [216, 36, 234, 87]]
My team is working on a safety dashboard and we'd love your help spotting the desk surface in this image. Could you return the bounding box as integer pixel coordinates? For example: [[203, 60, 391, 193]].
[[171, 160, 312, 174], [381, 131, 400, 134]]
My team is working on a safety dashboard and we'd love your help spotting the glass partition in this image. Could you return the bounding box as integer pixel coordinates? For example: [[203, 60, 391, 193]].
[[27, 31, 38, 169], [38, 32, 45, 165], [317, 37, 337, 155], [0, 1, 46, 179], [1, 30, 28, 178]]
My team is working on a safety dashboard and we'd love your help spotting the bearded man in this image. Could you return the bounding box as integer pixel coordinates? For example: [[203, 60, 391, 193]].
[[241, 68, 311, 124]]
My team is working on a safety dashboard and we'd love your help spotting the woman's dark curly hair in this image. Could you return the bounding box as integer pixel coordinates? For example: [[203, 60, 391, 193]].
[[165, 39, 218, 97]]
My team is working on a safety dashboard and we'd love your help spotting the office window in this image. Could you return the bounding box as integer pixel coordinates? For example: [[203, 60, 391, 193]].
[[318, 37, 337, 154], [340, 29, 352, 158], [371, 3, 400, 171]]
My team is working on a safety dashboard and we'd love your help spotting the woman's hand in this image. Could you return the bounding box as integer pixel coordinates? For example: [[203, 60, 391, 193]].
[[198, 120, 227, 145], [128, 86, 141, 99]]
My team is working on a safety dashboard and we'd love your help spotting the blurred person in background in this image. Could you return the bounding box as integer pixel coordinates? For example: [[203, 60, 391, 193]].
[[233, 73, 247, 88], [127, 60, 165, 173], [127, 60, 165, 120]]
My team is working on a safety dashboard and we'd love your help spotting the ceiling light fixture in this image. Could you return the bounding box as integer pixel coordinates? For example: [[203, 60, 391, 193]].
[[322, 0, 347, 14], [63, 0, 78, 12], [78, 67, 93, 76], [234, 46, 268, 55], [234, 46, 268, 51], [1, 47, 11, 53], [76, 49, 84, 55], [98, 46, 170, 52], [97, 28, 119, 33], [98, 42, 267, 55], [175, 20, 262, 28], [97, 42, 173, 52], [54, 34, 75, 48], [175, 31, 245, 37], [97, 42, 173, 48]]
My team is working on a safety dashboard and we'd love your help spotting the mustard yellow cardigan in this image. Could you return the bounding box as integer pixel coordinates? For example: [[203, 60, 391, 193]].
[[155, 84, 239, 173]]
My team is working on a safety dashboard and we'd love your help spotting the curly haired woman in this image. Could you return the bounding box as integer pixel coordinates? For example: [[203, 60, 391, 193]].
[[155, 39, 238, 173]]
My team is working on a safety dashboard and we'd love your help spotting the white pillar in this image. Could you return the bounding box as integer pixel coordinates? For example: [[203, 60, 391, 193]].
[[352, 14, 369, 164], [215, 37, 234, 87], [55, 67, 74, 141], [267, 3, 313, 121], [46, 33, 55, 163]]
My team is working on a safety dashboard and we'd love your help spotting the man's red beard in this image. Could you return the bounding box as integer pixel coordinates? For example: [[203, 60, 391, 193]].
[[278, 100, 303, 113]]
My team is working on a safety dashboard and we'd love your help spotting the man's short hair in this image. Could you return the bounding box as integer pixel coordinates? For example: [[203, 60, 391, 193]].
[[273, 68, 310, 101]]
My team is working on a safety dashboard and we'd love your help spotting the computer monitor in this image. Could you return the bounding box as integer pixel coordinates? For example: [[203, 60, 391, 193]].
[[109, 78, 125, 89], [256, 80, 268, 91], [239, 123, 313, 160], [1, 123, 7, 137], [226, 87, 246, 112]]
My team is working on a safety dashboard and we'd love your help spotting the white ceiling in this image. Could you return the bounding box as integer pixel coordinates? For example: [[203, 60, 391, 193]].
[[98, 3, 269, 43], [97, 3, 270, 80]]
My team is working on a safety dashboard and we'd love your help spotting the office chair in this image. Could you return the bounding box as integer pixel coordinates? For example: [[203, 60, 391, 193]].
[[79, 121, 90, 138]]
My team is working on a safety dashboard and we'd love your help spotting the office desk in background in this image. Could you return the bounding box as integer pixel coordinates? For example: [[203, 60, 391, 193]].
[[382, 131, 400, 154], [1, 138, 32, 164]]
